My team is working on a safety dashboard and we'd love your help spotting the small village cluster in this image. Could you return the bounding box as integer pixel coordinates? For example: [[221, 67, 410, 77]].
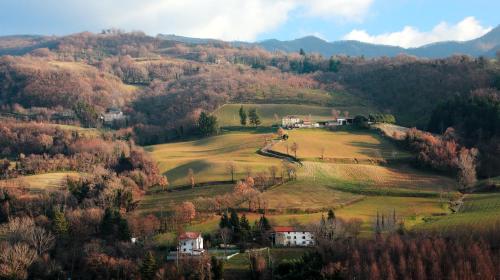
[[281, 115, 353, 129], [178, 226, 314, 256]]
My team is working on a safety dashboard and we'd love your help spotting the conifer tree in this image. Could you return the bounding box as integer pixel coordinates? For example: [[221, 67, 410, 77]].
[[248, 108, 261, 126], [240, 214, 251, 231], [53, 208, 69, 236], [239, 105, 247, 126], [140, 251, 158, 280], [229, 209, 240, 232], [219, 211, 230, 229]]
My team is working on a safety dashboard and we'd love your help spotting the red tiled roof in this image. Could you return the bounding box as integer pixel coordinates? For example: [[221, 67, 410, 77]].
[[273, 226, 296, 232], [179, 232, 201, 240]]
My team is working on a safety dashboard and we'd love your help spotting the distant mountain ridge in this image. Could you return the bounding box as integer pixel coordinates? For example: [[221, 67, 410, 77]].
[[159, 25, 500, 58]]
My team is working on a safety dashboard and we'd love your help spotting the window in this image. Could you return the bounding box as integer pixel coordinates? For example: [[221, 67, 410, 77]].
[[287, 236, 291, 239], [302, 241, 306, 244], [183, 248, 186, 252], [183, 242, 186, 246], [294, 236, 296, 239], [302, 236, 305, 239]]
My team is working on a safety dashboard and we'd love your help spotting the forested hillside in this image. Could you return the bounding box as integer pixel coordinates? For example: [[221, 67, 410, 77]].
[[1, 31, 499, 151]]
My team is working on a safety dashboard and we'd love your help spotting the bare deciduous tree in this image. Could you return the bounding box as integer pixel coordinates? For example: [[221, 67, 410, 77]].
[[187, 168, 195, 188], [291, 142, 299, 159], [225, 162, 237, 182], [0, 242, 37, 280], [457, 148, 478, 189], [28, 226, 55, 256], [220, 227, 231, 258], [268, 166, 278, 185]]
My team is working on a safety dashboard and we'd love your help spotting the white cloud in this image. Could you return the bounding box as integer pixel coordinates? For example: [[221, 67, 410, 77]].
[[298, 0, 374, 22], [342, 17, 493, 48], [20, 0, 374, 41]]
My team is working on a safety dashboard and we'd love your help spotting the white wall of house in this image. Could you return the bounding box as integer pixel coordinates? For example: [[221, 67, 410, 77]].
[[179, 236, 204, 255], [282, 117, 301, 127], [275, 231, 314, 246]]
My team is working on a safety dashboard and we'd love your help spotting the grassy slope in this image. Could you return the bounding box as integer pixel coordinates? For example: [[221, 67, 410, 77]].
[[270, 129, 411, 160], [416, 193, 500, 232], [3, 172, 79, 192], [145, 132, 282, 187], [214, 104, 376, 127], [142, 128, 459, 235]]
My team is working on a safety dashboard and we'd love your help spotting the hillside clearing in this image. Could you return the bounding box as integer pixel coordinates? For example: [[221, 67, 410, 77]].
[[2, 172, 79, 192], [214, 103, 374, 127]]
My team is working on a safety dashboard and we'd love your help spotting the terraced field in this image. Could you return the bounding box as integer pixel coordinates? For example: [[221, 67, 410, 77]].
[[214, 103, 375, 127]]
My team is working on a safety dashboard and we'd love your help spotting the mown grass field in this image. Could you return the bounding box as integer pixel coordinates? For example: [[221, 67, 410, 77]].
[[145, 132, 282, 187], [214, 104, 375, 127], [270, 129, 411, 160], [3, 172, 79, 192], [416, 193, 500, 232]]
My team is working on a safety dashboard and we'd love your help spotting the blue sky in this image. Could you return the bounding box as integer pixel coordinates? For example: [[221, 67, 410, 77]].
[[0, 0, 498, 48]]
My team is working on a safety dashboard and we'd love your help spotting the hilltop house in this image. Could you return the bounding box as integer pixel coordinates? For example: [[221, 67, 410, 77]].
[[273, 226, 314, 247], [101, 108, 126, 124], [282, 116, 302, 128], [335, 118, 354, 126], [178, 232, 204, 255]]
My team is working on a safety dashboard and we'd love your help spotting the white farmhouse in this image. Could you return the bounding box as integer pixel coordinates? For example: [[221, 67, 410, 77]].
[[273, 226, 314, 247], [179, 232, 204, 255], [102, 108, 126, 123], [282, 116, 301, 128]]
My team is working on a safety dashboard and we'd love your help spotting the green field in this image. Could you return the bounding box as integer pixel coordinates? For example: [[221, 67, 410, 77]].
[[214, 104, 375, 127], [145, 132, 282, 187], [416, 193, 500, 232]]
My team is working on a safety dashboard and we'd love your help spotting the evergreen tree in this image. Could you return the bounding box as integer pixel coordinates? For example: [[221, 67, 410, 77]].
[[299, 48, 306, 56], [100, 208, 115, 237], [211, 256, 224, 280], [219, 211, 230, 229], [327, 209, 336, 222], [239, 105, 247, 126], [117, 218, 131, 241], [248, 108, 261, 127], [240, 214, 251, 231], [140, 251, 158, 280], [198, 112, 219, 136], [74, 101, 99, 128], [258, 215, 271, 231], [229, 209, 240, 232], [53, 208, 69, 236]]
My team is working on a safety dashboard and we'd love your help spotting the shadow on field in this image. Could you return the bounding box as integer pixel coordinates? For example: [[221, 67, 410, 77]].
[[164, 160, 212, 185]]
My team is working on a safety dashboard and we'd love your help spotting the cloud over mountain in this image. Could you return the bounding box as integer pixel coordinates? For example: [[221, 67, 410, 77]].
[[343, 17, 492, 48]]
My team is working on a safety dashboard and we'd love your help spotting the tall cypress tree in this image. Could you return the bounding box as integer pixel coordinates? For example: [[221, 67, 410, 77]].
[[239, 105, 247, 126]]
